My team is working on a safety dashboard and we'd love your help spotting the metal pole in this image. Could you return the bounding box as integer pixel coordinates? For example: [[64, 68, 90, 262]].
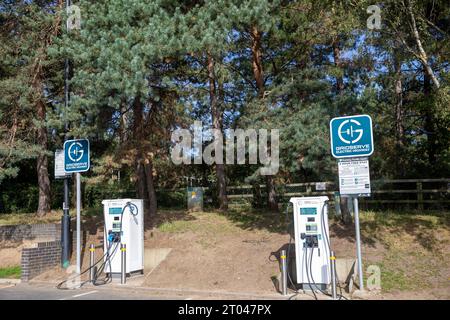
[[280, 250, 288, 296], [121, 244, 126, 284], [61, 0, 72, 269], [353, 197, 364, 291], [76, 172, 81, 274], [330, 251, 337, 300], [89, 244, 95, 282], [61, 183, 71, 268]]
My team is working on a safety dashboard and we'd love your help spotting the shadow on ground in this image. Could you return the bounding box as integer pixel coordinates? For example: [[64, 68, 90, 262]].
[[216, 208, 289, 234], [80, 207, 450, 253], [330, 212, 450, 251]]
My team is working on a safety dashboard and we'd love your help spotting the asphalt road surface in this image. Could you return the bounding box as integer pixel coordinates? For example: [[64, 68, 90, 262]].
[[0, 282, 298, 300], [0, 282, 182, 300]]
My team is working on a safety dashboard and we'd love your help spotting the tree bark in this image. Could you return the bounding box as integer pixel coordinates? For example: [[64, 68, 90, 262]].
[[36, 99, 51, 216], [132, 97, 149, 212], [393, 52, 406, 177], [423, 70, 437, 167], [332, 37, 344, 93], [119, 99, 128, 144], [144, 160, 157, 217], [394, 54, 404, 147], [250, 25, 278, 212], [207, 52, 228, 211], [331, 38, 352, 224], [407, 0, 440, 89]]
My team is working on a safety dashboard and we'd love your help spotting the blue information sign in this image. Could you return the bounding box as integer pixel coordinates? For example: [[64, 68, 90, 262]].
[[330, 115, 374, 158], [64, 139, 90, 173]]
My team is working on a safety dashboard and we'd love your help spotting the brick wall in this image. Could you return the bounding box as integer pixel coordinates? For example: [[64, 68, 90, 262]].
[[0, 223, 64, 282], [21, 241, 61, 282], [1, 222, 92, 281], [31, 224, 61, 241], [0, 223, 61, 242]]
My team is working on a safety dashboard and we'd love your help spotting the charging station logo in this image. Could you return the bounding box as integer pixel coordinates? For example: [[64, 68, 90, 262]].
[[68, 141, 85, 162], [64, 139, 90, 173], [338, 119, 364, 144], [330, 115, 374, 158]]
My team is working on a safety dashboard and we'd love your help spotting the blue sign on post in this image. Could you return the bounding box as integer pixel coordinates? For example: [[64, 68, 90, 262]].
[[330, 115, 374, 158], [64, 139, 90, 173]]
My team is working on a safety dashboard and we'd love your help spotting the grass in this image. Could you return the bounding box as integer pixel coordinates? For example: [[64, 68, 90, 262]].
[[359, 210, 450, 293], [156, 208, 449, 294], [0, 207, 104, 226], [157, 210, 245, 236], [1, 206, 448, 295], [0, 211, 62, 226], [0, 266, 21, 279]]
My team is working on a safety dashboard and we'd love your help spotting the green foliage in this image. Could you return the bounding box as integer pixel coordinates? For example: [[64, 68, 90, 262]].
[[1, 0, 449, 213], [0, 266, 21, 279]]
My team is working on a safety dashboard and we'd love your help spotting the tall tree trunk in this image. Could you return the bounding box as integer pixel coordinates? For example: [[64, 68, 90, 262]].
[[250, 25, 278, 212], [393, 53, 405, 177], [132, 97, 149, 212], [36, 99, 51, 216], [423, 70, 436, 167], [332, 37, 344, 92], [394, 55, 404, 146], [144, 160, 157, 217], [207, 52, 228, 211], [332, 38, 352, 224], [119, 100, 128, 144], [407, 0, 440, 89]]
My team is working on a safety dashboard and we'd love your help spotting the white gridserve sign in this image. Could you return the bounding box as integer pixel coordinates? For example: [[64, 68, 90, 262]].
[[338, 157, 371, 196]]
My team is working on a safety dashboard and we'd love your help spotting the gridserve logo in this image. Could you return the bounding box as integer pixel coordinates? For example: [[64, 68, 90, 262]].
[[64, 139, 90, 173], [330, 115, 374, 158]]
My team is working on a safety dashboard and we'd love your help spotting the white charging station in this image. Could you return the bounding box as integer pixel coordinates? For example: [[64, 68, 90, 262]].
[[289, 196, 330, 290], [102, 199, 144, 277]]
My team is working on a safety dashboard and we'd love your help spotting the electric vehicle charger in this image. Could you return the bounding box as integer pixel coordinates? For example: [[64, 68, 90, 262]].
[[284, 200, 347, 300], [56, 202, 134, 290], [304, 202, 347, 299], [283, 205, 317, 300]]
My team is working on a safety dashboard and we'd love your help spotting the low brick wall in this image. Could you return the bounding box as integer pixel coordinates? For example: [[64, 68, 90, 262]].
[[0, 222, 92, 281], [21, 241, 61, 282], [0, 223, 61, 242], [0, 223, 63, 282]]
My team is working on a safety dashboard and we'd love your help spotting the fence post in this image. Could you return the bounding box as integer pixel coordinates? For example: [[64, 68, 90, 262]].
[[417, 182, 423, 211]]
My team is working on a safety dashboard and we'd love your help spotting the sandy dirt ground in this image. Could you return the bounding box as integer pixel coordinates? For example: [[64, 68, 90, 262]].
[[1, 210, 449, 300], [142, 229, 289, 293]]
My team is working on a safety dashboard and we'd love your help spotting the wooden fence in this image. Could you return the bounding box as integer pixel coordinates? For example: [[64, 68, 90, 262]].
[[81, 178, 450, 211], [222, 178, 450, 210]]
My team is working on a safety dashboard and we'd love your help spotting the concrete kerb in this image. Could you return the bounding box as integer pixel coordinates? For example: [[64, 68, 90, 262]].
[[0, 278, 21, 285], [107, 284, 295, 300], [28, 278, 298, 300]]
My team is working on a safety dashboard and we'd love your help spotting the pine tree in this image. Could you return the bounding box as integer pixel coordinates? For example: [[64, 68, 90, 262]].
[[0, 1, 64, 215]]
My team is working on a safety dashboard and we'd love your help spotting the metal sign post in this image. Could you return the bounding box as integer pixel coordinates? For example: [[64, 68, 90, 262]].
[[76, 172, 81, 274], [330, 114, 374, 291], [54, 150, 71, 268], [353, 197, 364, 291], [64, 139, 90, 275]]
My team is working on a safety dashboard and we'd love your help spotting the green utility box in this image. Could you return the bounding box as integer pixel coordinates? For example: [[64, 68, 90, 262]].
[[187, 187, 203, 212]]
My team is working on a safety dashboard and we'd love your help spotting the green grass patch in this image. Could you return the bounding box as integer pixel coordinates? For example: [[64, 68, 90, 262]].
[[156, 210, 247, 236], [0, 266, 21, 279], [0, 211, 62, 226], [360, 210, 450, 293]]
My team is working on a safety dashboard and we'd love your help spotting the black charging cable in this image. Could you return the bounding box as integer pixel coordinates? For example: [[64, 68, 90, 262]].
[[56, 201, 135, 289]]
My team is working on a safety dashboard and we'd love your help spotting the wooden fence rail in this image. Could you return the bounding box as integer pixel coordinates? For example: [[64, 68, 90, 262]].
[[96, 178, 449, 211], [218, 178, 450, 210]]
